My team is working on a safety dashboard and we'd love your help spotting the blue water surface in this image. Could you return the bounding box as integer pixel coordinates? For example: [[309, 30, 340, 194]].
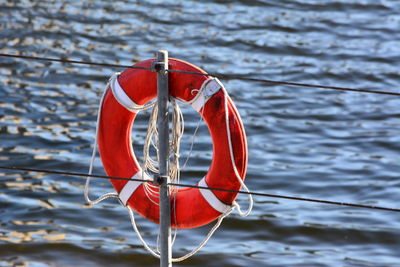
[[0, 0, 400, 266]]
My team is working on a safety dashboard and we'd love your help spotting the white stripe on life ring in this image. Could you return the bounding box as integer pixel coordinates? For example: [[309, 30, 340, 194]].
[[198, 177, 231, 214], [190, 78, 223, 112], [110, 75, 142, 112], [119, 171, 151, 206]]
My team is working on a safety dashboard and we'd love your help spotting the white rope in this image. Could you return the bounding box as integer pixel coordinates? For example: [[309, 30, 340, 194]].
[[84, 74, 120, 206], [128, 78, 252, 261], [171, 207, 234, 262], [127, 205, 234, 262], [222, 86, 254, 217], [179, 78, 253, 217], [85, 73, 155, 206], [140, 98, 184, 251], [140, 101, 182, 203], [127, 206, 160, 258], [85, 74, 252, 262], [180, 92, 205, 170]]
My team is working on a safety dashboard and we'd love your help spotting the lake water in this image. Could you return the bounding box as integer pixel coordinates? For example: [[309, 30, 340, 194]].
[[0, 0, 400, 266]]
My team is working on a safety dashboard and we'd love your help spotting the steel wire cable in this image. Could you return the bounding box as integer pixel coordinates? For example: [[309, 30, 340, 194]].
[[217, 75, 400, 96], [0, 166, 399, 213], [1, 53, 399, 213], [0, 53, 152, 71], [1, 53, 400, 96]]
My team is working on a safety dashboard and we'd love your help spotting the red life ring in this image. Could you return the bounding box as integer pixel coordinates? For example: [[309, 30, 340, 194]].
[[98, 58, 247, 229]]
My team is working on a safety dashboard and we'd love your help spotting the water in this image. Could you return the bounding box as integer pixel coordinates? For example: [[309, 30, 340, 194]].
[[1, 0, 400, 266]]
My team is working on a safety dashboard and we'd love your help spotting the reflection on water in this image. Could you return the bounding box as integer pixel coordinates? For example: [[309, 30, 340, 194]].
[[1, 0, 400, 266]]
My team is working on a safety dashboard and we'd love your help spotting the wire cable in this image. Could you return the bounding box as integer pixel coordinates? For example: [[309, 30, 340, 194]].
[[1, 53, 399, 212], [0, 53, 152, 71], [0, 166, 137, 182], [1, 52, 400, 96], [218, 75, 400, 96], [1, 165, 399, 213]]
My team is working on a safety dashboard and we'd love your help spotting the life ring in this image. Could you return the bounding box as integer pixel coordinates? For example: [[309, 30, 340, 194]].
[[98, 58, 247, 229]]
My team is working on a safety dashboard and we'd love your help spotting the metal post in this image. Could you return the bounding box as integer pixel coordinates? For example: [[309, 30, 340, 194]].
[[154, 50, 172, 267]]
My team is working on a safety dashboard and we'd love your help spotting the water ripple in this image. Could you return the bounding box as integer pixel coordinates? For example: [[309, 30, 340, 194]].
[[0, 0, 400, 266]]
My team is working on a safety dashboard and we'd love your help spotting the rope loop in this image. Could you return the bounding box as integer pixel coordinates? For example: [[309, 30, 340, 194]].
[[85, 72, 253, 262]]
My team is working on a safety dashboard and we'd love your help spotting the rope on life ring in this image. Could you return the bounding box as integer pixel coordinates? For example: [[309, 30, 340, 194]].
[[84, 58, 253, 261]]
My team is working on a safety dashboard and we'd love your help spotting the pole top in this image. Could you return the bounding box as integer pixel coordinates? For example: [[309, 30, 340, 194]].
[[157, 49, 168, 57], [152, 50, 169, 72]]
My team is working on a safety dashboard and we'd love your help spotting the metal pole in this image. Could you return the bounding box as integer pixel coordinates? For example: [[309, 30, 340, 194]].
[[154, 50, 172, 267]]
